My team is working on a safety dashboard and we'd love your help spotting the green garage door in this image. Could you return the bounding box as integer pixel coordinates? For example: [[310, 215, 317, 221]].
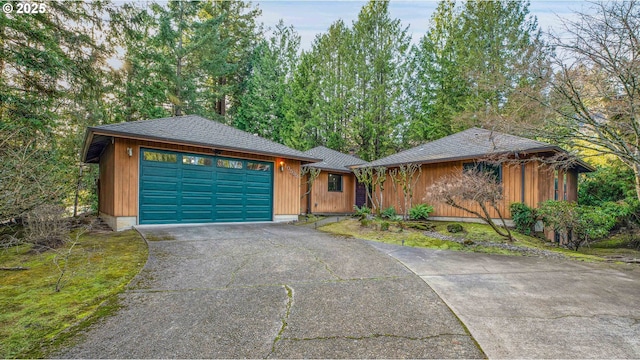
[[139, 148, 273, 224]]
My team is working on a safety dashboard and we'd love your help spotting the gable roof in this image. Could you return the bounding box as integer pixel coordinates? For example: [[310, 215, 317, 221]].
[[302, 146, 367, 173], [360, 127, 594, 172], [82, 115, 321, 163]]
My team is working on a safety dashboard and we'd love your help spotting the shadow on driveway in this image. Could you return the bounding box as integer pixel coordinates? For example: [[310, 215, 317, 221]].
[[56, 224, 483, 359]]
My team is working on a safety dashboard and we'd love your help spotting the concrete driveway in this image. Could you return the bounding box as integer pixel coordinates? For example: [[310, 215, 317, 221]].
[[57, 224, 482, 359], [371, 242, 640, 359]]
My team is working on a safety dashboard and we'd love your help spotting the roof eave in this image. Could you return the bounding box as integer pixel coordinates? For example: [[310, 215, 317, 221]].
[[355, 146, 562, 169], [80, 128, 94, 163], [87, 128, 322, 163], [303, 164, 353, 174]]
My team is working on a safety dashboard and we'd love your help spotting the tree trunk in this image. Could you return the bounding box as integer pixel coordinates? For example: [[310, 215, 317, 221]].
[[634, 164, 640, 202]]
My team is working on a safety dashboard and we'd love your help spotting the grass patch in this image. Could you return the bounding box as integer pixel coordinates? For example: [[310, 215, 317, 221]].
[[320, 219, 639, 261], [319, 219, 464, 251], [0, 230, 148, 358], [295, 214, 326, 225]]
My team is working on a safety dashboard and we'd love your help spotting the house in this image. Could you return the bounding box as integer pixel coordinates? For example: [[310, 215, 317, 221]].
[[81, 115, 321, 230], [357, 127, 594, 226], [300, 146, 368, 214]]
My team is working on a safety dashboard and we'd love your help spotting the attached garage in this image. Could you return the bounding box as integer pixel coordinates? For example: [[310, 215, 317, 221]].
[[139, 149, 273, 224], [81, 115, 320, 230]]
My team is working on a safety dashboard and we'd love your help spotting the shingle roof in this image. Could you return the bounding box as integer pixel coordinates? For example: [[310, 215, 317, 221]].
[[302, 146, 367, 173], [361, 127, 563, 168], [82, 115, 321, 163]]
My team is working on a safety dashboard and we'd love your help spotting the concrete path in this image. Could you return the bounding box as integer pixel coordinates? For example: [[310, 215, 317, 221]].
[[56, 224, 482, 359], [370, 242, 640, 359]]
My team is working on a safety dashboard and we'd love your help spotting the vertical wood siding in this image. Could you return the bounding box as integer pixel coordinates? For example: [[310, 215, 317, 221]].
[[308, 172, 355, 213], [274, 158, 301, 215], [98, 142, 115, 215], [105, 137, 302, 218], [374, 159, 576, 219]]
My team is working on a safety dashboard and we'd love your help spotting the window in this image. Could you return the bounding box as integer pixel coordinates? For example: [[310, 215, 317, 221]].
[[217, 159, 243, 169], [463, 162, 502, 183], [328, 173, 343, 192], [247, 162, 271, 171], [143, 151, 177, 163], [182, 155, 212, 166]]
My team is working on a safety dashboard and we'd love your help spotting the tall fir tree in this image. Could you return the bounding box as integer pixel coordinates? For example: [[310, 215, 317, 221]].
[[457, 0, 544, 128], [406, 0, 466, 144], [233, 21, 300, 143], [352, 0, 410, 160]]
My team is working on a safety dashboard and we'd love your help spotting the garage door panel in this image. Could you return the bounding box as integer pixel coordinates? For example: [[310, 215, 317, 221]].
[[182, 168, 213, 180], [216, 172, 245, 181], [246, 186, 270, 195], [140, 195, 177, 205], [143, 179, 178, 193], [140, 150, 272, 224], [217, 184, 244, 194], [246, 197, 271, 205], [140, 210, 179, 222], [181, 183, 214, 193], [141, 166, 179, 178], [216, 212, 244, 222], [246, 174, 270, 183], [181, 197, 213, 206], [181, 211, 214, 221], [216, 197, 244, 206]]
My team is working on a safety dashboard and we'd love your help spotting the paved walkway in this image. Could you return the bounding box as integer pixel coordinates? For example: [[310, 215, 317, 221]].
[[370, 242, 640, 359], [56, 224, 482, 359]]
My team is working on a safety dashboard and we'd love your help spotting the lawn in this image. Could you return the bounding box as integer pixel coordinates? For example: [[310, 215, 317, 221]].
[[0, 229, 148, 358], [319, 218, 640, 261]]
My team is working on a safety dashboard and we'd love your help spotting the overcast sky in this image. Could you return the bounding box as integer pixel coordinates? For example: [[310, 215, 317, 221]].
[[256, 1, 592, 51]]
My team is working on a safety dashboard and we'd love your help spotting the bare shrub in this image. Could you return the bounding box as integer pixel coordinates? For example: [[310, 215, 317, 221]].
[[427, 170, 514, 241], [24, 205, 70, 249]]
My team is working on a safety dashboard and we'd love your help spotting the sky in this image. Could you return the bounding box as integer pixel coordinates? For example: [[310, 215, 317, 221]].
[[256, 1, 593, 51]]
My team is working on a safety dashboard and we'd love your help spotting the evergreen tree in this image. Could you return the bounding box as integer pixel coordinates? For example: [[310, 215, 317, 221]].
[[352, 0, 410, 160], [233, 21, 300, 143], [457, 0, 544, 128], [308, 20, 354, 152], [202, 0, 263, 121], [406, 0, 466, 143], [110, 3, 170, 122]]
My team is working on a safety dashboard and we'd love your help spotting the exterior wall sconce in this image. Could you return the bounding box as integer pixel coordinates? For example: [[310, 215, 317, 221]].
[[127, 147, 133, 157], [279, 161, 285, 172]]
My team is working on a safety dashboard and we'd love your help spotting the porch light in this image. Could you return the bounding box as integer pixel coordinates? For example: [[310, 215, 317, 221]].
[[279, 161, 284, 172], [127, 147, 133, 157]]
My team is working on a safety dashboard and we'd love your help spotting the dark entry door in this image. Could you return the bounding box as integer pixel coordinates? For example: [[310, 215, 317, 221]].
[[355, 181, 367, 207]]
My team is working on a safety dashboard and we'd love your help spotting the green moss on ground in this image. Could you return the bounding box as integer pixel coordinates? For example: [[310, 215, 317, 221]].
[[319, 219, 464, 251], [0, 230, 148, 358], [320, 219, 639, 261]]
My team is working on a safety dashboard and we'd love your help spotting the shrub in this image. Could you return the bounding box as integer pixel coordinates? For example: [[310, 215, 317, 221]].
[[360, 218, 371, 227], [380, 221, 390, 231], [353, 205, 372, 218], [578, 163, 636, 206], [538, 200, 616, 250], [24, 204, 70, 249], [447, 224, 463, 233], [510, 202, 538, 235], [381, 206, 397, 219], [409, 204, 434, 220]]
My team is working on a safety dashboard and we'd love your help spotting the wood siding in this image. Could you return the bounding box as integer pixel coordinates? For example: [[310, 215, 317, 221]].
[[99, 137, 302, 218], [98, 142, 115, 215], [306, 172, 356, 214], [274, 158, 301, 215], [375, 159, 572, 219]]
